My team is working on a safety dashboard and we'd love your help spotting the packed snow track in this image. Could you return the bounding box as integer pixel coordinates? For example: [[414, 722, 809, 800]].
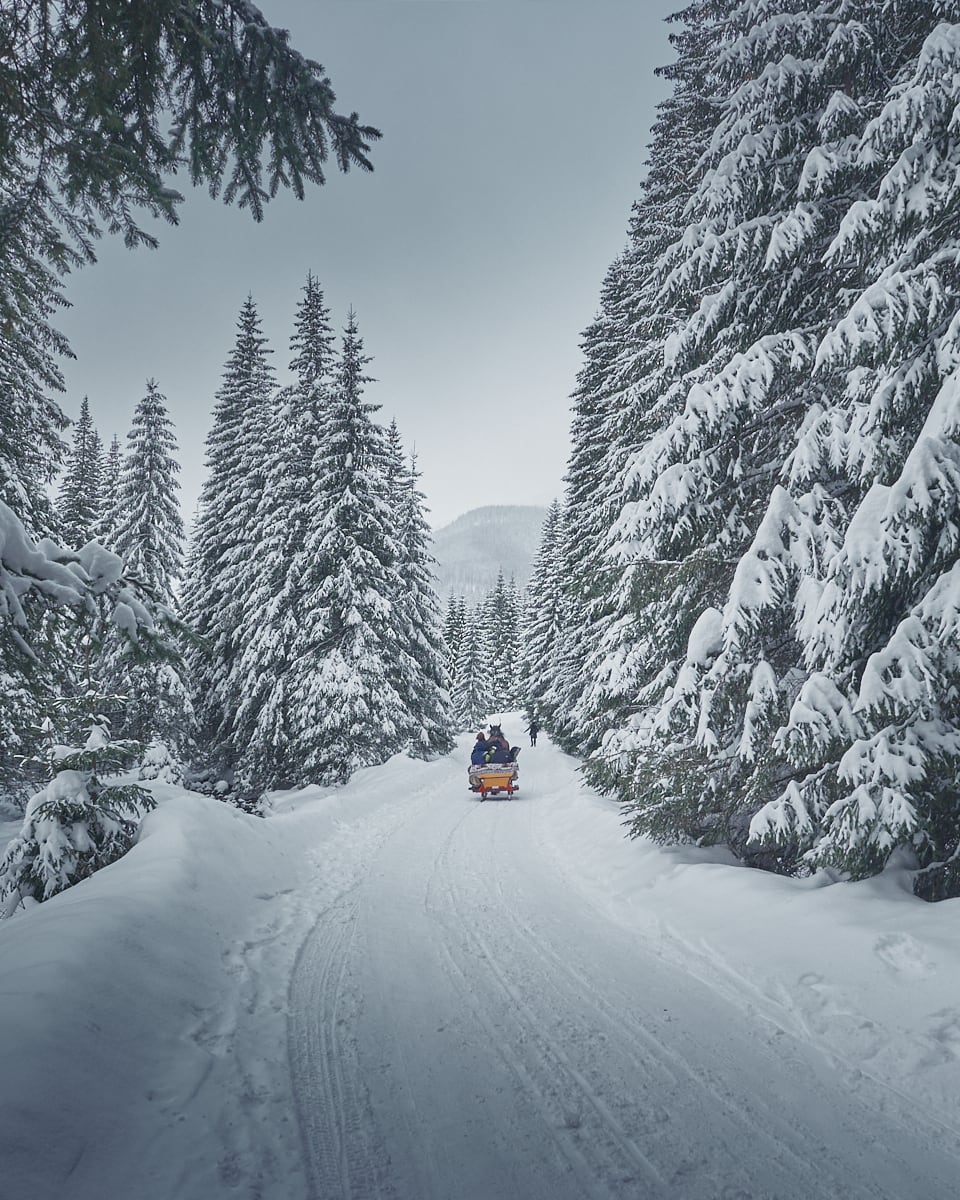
[[280, 740, 960, 1200]]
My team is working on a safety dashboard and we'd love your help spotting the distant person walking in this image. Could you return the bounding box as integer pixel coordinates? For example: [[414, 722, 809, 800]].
[[527, 718, 539, 747]]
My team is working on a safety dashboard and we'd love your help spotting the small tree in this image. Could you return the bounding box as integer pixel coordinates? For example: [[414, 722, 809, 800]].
[[0, 696, 153, 916]]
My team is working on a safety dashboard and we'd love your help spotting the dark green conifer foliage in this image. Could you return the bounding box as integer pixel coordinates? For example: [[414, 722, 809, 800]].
[[3, 0, 380, 265], [1, 0, 379, 566]]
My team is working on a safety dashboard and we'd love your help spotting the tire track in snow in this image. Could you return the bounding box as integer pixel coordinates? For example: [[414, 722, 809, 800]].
[[281, 750, 960, 1200], [481, 861, 857, 1197], [536, 799, 960, 1173], [284, 779, 444, 1200], [287, 887, 393, 1200], [481, 827, 828, 1174], [437, 800, 921, 1200], [428, 807, 666, 1199]]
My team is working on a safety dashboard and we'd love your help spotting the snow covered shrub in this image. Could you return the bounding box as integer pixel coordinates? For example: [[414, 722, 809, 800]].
[[0, 719, 154, 916], [915, 850, 960, 905], [138, 737, 183, 784], [182, 768, 267, 817]]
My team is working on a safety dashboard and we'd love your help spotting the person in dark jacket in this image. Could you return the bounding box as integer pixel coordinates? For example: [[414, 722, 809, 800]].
[[470, 733, 488, 766], [527, 719, 539, 747]]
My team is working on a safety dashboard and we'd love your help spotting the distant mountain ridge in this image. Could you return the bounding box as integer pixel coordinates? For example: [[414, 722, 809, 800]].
[[430, 505, 547, 605]]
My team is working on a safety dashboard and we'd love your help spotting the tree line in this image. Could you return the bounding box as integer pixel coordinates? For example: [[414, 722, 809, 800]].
[[0, 275, 456, 908], [444, 572, 526, 731], [524, 2, 960, 901], [0, 0, 392, 907]]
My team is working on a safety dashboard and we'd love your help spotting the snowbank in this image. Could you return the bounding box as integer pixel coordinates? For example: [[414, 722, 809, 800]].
[[0, 753, 445, 1200], [0, 789, 310, 1198], [536, 743, 960, 1139]]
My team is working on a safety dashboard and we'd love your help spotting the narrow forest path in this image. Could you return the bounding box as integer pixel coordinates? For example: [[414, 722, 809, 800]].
[[270, 735, 960, 1200]]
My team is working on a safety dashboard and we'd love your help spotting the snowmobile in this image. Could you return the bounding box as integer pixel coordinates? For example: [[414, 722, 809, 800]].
[[468, 751, 520, 801]]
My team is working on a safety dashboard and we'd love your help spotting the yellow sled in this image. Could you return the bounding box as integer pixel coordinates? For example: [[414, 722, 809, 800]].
[[468, 762, 519, 800]]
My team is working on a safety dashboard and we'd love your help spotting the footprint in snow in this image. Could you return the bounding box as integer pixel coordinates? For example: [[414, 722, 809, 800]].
[[874, 932, 935, 978], [924, 1010, 960, 1064]]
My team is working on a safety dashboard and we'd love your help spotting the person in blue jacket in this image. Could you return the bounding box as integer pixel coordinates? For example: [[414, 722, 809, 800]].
[[470, 733, 488, 766]]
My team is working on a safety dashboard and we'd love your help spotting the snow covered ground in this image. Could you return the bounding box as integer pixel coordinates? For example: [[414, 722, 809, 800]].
[[2, 728, 960, 1199]]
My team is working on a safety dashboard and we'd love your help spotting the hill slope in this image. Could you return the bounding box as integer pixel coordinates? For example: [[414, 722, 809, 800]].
[[431, 505, 547, 604]]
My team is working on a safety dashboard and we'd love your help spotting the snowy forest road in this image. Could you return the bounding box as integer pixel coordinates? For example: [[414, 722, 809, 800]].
[[276, 737, 960, 1200], [7, 733, 960, 1200]]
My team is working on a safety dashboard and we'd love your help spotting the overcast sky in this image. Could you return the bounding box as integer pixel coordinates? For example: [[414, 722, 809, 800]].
[[58, 1, 676, 530]]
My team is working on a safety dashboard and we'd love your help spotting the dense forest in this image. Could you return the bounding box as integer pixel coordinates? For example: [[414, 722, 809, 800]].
[[523, 1, 960, 900], [5, 0, 960, 908]]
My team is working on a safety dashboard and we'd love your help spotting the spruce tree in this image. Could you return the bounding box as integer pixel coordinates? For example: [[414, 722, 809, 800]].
[[0, 707, 154, 915], [113, 383, 183, 596], [107, 380, 193, 773], [98, 433, 123, 547], [611, 1, 917, 853], [181, 297, 276, 775], [521, 501, 567, 728], [0, 244, 69, 540], [57, 396, 103, 550], [444, 595, 467, 666], [286, 310, 404, 784], [745, 17, 960, 890], [452, 605, 494, 732], [392, 452, 456, 759], [552, 1, 721, 765], [283, 271, 338, 554], [233, 275, 337, 790], [483, 571, 523, 713], [504, 577, 526, 711]]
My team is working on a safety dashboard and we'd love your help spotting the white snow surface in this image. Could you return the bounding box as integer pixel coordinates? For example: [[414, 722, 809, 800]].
[[3, 729, 960, 1199]]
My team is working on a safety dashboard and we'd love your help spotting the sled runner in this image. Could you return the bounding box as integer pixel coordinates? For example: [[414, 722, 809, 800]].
[[468, 755, 520, 801]]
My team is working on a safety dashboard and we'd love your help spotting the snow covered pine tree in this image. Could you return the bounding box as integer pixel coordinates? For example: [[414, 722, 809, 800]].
[[106, 381, 194, 780]]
